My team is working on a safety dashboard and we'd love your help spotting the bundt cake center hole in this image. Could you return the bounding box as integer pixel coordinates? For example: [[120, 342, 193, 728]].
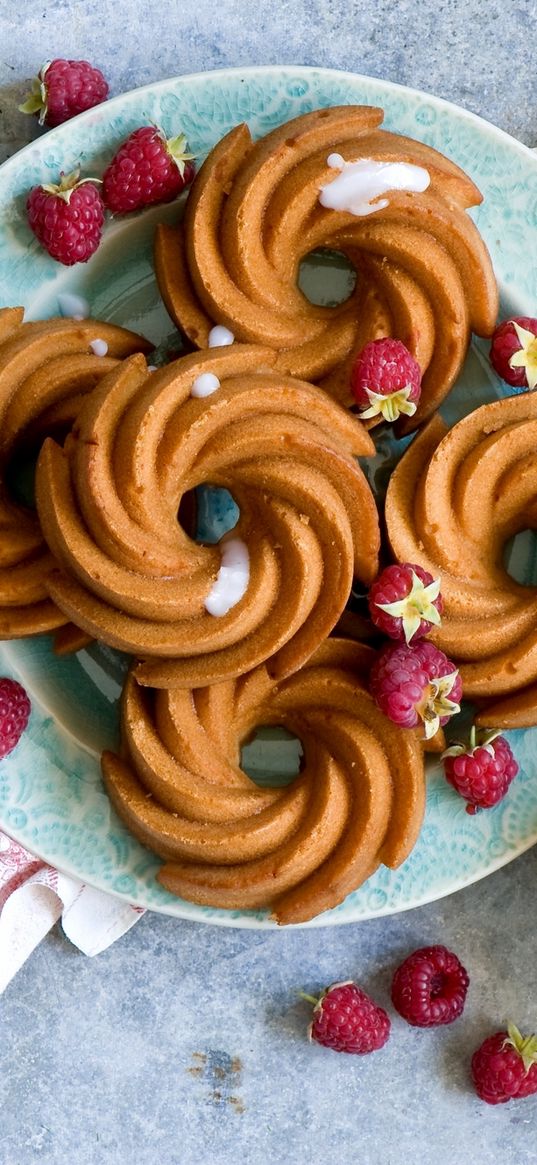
[[241, 726, 303, 788], [5, 446, 39, 510], [298, 248, 357, 307], [6, 420, 76, 512], [179, 485, 240, 543], [503, 528, 537, 586]]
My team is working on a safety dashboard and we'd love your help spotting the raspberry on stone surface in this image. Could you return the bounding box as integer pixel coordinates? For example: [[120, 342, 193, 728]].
[[19, 59, 109, 128], [391, 945, 469, 1028], [472, 1023, 537, 1104], [302, 981, 391, 1054], [368, 562, 443, 644]]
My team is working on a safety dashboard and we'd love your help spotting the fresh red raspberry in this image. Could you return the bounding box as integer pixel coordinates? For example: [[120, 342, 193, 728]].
[[351, 338, 422, 422], [442, 727, 519, 814], [391, 945, 469, 1027], [102, 126, 195, 214], [19, 59, 109, 128], [490, 317, 537, 390], [369, 640, 462, 739], [27, 171, 104, 265], [304, 981, 391, 1054], [472, 1023, 537, 1104], [368, 562, 443, 644], [0, 678, 31, 759]]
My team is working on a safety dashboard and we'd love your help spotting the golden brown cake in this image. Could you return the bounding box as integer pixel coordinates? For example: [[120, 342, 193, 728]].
[[0, 306, 150, 640], [35, 345, 380, 686], [102, 639, 429, 924], [384, 394, 537, 725], [155, 105, 498, 433]]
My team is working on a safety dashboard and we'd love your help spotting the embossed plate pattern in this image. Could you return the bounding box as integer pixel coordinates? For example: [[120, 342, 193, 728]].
[[0, 67, 536, 926]]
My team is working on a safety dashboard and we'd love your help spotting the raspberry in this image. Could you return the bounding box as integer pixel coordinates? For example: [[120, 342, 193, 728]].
[[369, 640, 462, 739], [303, 981, 391, 1054], [490, 317, 537, 390], [442, 727, 519, 814], [19, 59, 108, 128], [472, 1023, 537, 1104], [0, 678, 31, 758], [391, 945, 469, 1027], [102, 126, 195, 214], [27, 171, 104, 266], [368, 562, 443, 644], [351, 338, 422, 422]]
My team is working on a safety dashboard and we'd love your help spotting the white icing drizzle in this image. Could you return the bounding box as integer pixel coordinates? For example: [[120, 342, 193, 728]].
[[326, 152, 345, 169], [205, 537, 250, 617], [191, 372, 221, 398], [147, 364, 158, 372], [57, 292, 90, 319], [89, 338, 108, 357], [319, 156, 430, 217], [208, 325, 235, 347]]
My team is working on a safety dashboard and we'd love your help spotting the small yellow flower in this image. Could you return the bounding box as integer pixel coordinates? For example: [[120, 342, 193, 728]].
[[375, 570, 442, 644], [509, 321, 537, 391]]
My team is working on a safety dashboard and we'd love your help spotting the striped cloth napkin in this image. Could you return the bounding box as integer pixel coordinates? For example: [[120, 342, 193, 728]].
[[0, 830, 144, 993]]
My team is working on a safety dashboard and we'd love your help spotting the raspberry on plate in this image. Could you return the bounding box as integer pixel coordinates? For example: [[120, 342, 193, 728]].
[[303, 981, 391, 1054], [351, 337, 422, 423], [0, 678, 31, 759], [368, 562, 443, 644], [490, 317, 537, 390], [472, 1022, 537, 1104], [26, 170, 104, 266], [102, 126, 195, 214], [391, 944, 469, 1027], [442, 726, 519, 814], [369, 640, 462, 739], [19, 59, 109, 128]]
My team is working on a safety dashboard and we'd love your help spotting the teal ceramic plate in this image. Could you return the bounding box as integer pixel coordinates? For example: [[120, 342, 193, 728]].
[[0, 67, 536, 928]]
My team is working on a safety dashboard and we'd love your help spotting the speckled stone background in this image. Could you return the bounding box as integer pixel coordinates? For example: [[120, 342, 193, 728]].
[[1, 3, 537, 1163]]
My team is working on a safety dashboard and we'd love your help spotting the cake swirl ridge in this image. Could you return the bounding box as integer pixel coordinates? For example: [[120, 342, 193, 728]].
[[385, 394, 537, 726], [0, 306, 149, 640], [155, 105, 498, 433], [35, 344, 380, 687], [101, 639, 428, 924]]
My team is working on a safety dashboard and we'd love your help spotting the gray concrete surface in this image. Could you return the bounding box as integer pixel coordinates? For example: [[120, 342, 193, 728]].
[[1, 2, 537, 1162]]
